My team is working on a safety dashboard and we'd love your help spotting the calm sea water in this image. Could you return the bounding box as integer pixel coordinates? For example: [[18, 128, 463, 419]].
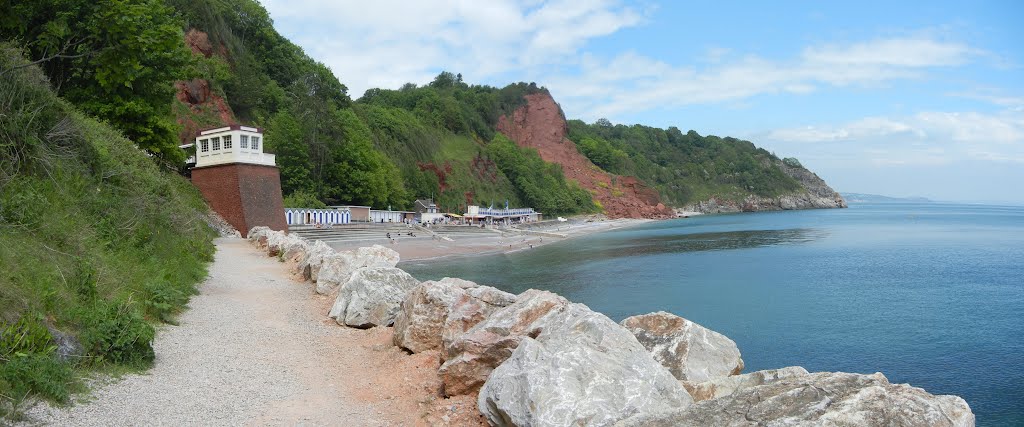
[[401, 202, 1024, 426]]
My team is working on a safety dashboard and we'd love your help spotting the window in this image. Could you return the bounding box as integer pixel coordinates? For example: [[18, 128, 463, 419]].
[[240, 135, 249, 149], [200, 139, 209, 152], [251, 136, 260, 151], [211, 137, 220, 151], [223, 135, 232, 149]]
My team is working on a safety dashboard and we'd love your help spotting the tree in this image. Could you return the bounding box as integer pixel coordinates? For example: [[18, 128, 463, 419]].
[[1, 0, 193, 166], [264, 110, 313, 195]]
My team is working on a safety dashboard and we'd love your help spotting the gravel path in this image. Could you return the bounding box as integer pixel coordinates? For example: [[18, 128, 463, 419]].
[[21, 238, 391, 426]]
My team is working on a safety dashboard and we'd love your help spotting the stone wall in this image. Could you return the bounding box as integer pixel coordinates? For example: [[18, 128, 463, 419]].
[[191, 163, 287, 237]]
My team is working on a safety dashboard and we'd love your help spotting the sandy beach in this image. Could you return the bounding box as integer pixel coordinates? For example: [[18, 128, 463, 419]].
[[326, 217, 652, 262]]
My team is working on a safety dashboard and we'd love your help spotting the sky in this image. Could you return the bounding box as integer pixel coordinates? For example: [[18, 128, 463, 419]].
[[261, 0, 1024, 204]]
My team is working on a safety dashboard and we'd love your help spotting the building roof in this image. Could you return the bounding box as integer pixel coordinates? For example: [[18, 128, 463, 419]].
[[198, 124, 262, 135]]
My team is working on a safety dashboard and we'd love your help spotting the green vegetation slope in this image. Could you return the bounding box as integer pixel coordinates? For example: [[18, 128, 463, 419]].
[[567, 120, 804, 206], [0, 46, 214, 418]]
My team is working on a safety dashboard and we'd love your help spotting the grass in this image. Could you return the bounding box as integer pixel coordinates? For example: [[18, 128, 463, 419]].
[[0, 45, 215, 420]]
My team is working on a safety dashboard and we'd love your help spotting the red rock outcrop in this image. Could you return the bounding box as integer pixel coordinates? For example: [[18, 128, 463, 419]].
[[497, 93, 675, 219], [185, 29, 214, 58], [174, 30, 237, 146]]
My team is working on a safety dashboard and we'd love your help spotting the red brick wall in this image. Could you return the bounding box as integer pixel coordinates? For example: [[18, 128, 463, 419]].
[[191, 163, 287, 237]]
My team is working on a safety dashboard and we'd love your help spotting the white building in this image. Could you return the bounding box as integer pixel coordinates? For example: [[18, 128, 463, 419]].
[[185, 125, 275, 168], [464, 205, 541, 224]]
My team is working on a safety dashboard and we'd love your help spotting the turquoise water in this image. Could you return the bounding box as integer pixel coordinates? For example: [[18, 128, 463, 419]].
[[401, 202, 1024, 425]]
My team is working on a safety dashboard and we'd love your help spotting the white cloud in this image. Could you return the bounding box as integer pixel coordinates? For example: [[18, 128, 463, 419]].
[[261, 0, 644, 97], [259, 2, 981, 125], [762, 108, 1024, 165], [801, 38, 972, 68], [547, 36, 977, 120]]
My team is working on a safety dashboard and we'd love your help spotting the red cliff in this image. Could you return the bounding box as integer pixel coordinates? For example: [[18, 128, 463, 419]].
[[497, 93, 674, 219]]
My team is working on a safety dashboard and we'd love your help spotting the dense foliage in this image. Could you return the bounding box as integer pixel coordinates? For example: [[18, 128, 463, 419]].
[[353, 78, 555, 212], [162, 0, 572, 212], [485, 135, 596, 215], [0, 47, 215, 418], [567, 120, 803, 205], [1, 0, 194, 167]]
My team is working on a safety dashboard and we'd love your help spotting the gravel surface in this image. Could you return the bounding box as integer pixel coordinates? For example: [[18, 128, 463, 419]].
[[20, 238, 392, 426]]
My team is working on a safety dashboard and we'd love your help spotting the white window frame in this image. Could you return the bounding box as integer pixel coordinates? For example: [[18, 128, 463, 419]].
[[240, 134, 249, 149], [200, 139, 209, 152], [251, 136, 260, 151], [211, 137, 220, 151], [223, 135, 232, 150]]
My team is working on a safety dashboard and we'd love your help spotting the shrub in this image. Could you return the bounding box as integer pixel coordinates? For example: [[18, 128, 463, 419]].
[[141, 279, 191, 325], [0, 354, 74, 405], [77, 300, 155, 368], [0, 315, 55, 360]]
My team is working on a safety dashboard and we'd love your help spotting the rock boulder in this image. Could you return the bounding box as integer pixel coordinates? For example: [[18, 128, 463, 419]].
[[441, 284, 519, 350], [683, 366, 809, 401], [393, 278, 516, 354], [439, 289, 569, 396], [478, 303, 693, 427], [327, 267, 420, 328], [279, 234, 308, 263], [296, 239, 333, 280], [315, 245, 400, 295], [247, 226, 271, 245], [615, 371, 974, 427], [620, 311, 743, 382]]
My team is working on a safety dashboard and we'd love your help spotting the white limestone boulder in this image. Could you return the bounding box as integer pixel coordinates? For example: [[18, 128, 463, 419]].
[[683, 366, 809, 401], [615, 371, 974, 427], [264, 230, 289, 256], [279, 234, 308, 263], [478, 303, 693, 427], [295, 239, 333, 280], [439, 289, 570, 396], [392, 278, 516, 354], [316, 252, 358, 294], [315, 245, 400, 295], [247, 226, 271, 245], [620, 311, 743, 383], [440, 284, 519, 350], [327, 267, 420, 328]]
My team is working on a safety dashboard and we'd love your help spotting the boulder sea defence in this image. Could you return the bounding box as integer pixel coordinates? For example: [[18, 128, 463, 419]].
[[392, 278, 517, 354], [616, 371, 974, 427], [479, 303, 693, 427], [620, 311, 744, 383], [246, 226, 974, 427]]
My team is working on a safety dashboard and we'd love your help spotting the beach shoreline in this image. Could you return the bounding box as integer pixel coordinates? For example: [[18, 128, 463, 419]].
[[324, 216, 654, 263]]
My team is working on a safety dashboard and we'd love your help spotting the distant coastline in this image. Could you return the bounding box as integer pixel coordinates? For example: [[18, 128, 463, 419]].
[[841, 192, 933, 203]]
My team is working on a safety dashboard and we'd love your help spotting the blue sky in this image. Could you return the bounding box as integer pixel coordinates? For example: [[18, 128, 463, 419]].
[[262, 0, 1023, 203]]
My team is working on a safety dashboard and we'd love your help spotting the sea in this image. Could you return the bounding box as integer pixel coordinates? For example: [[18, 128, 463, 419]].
[[400, 201, 1024, 426]]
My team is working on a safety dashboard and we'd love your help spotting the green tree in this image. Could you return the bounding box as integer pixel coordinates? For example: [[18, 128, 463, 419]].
[[1, 0, 193, 166], [264, 110, 313, 195]]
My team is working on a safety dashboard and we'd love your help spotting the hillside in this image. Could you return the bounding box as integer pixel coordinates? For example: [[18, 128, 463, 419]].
[[0, 46, 215, 417], [566, 118, 846, 212], [159, 0, 843, 218], [1, 0, 844, 220]]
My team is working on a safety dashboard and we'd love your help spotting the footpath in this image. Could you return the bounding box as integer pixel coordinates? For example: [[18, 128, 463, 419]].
[[22, 238, 467, 426]]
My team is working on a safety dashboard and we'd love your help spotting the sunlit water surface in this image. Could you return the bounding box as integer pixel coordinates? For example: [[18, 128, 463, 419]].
[[402, 202, 1024, 425]]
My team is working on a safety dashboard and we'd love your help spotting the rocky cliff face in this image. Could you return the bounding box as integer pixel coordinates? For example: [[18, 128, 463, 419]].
[[681, 159, 847, 214], [174, 30, 237, 145], [497, 93, 675, 219]]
